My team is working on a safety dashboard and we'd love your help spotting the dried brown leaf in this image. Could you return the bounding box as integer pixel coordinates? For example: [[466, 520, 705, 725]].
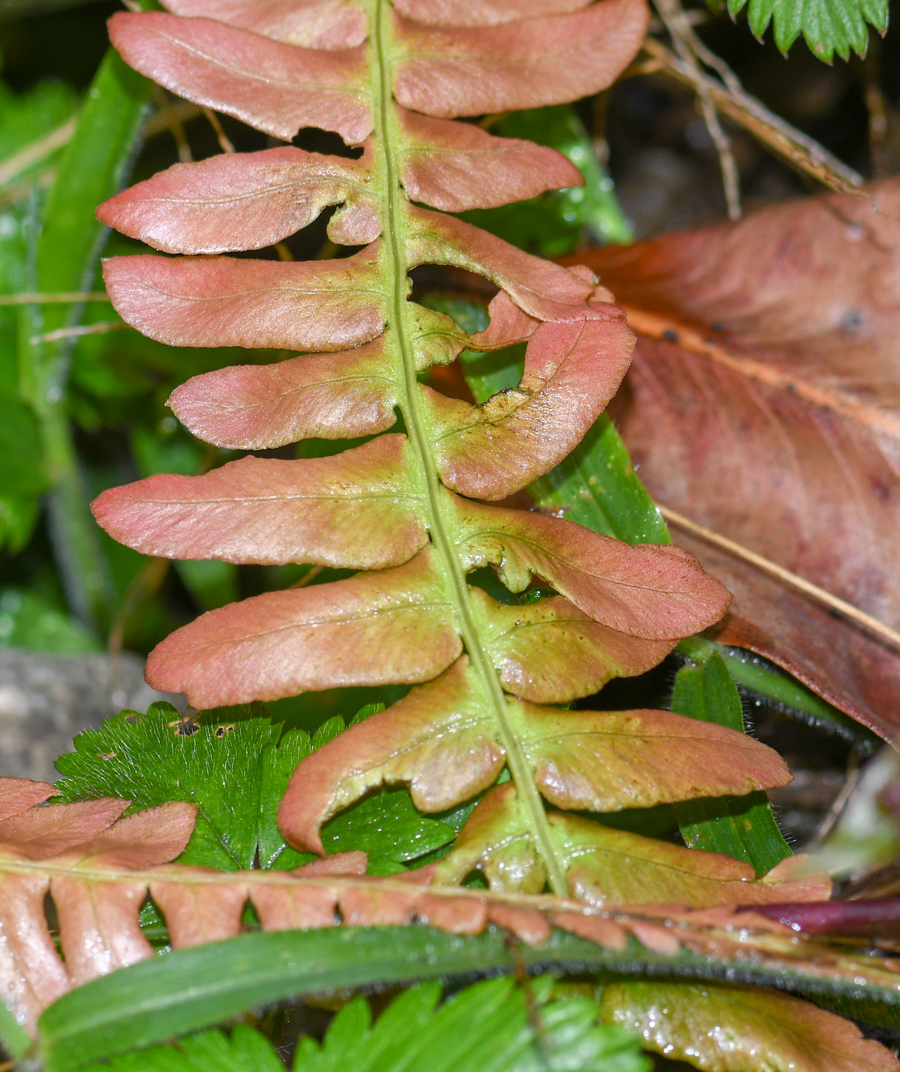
[[575, 178, 900, 738]]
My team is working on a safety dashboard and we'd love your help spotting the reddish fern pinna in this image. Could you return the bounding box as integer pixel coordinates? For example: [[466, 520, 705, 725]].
[[0, 779, 884, 1042], [93, 0, 812, 906]]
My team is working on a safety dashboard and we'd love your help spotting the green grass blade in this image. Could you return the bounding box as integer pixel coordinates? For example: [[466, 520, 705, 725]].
[[680, 638, 879, 751], [529, 416, 669, 544], [22, 28, 155, 632], [670, 650, 792, 873], [38, 926, 900, 1071]]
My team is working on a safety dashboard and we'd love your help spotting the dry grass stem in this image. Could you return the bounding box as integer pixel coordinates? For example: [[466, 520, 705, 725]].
[[0, 115, 76, 187], [154, 86, 192, 163], [653, 0, 742, 220], [203, 106, 236, 154], [29, 321, 126, 345], [641, 36, 865, 194], [659, 504, 900, 651]]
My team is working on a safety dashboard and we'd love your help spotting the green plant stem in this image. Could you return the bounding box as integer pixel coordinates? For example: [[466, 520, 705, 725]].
[[20, 34, 154, 633], [372, 0, 567, 897]]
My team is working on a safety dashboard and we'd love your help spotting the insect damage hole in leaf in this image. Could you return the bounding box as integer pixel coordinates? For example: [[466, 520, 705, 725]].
[[86, 0, 803, 915]]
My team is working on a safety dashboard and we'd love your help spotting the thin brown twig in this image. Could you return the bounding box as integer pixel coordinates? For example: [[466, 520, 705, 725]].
[[697, 93, 742, 220], [0, 115, 76, 187], [861, 41, 889, 179], [290, 564, 325, 589], [672, 15, 743, 95], [108, 557, 171, 664], [153, 86, 192, 163], [203, 106, 236, 154], [806, 751, 862, 851], [641, 36, 865, 195], [653, 0, 741, 220], [659, 504, 900, 651], [145, 101, 203, 139], [29, 321, 126, 345]]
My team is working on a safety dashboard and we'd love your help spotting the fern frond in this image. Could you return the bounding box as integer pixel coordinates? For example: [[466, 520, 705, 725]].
[[0, 781, 875, 1037], [91, 0, 797, 916]]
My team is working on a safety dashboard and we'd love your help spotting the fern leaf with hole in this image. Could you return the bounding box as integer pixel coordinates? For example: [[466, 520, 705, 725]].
[[86, 0, 819, 913]]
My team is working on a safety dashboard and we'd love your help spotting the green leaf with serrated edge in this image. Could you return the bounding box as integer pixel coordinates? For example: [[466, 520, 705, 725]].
[[54, 703, 281, 871], [727, 0, 887, 60], [55, 976, 648, 1072], [671, 651, 792, 874], [53, 702, 455, 872], [36, 925, 900, 1072], [600, 981, 900, 1072], [295, 977, 648, 1072], [78, 1024, 284, 1072]]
